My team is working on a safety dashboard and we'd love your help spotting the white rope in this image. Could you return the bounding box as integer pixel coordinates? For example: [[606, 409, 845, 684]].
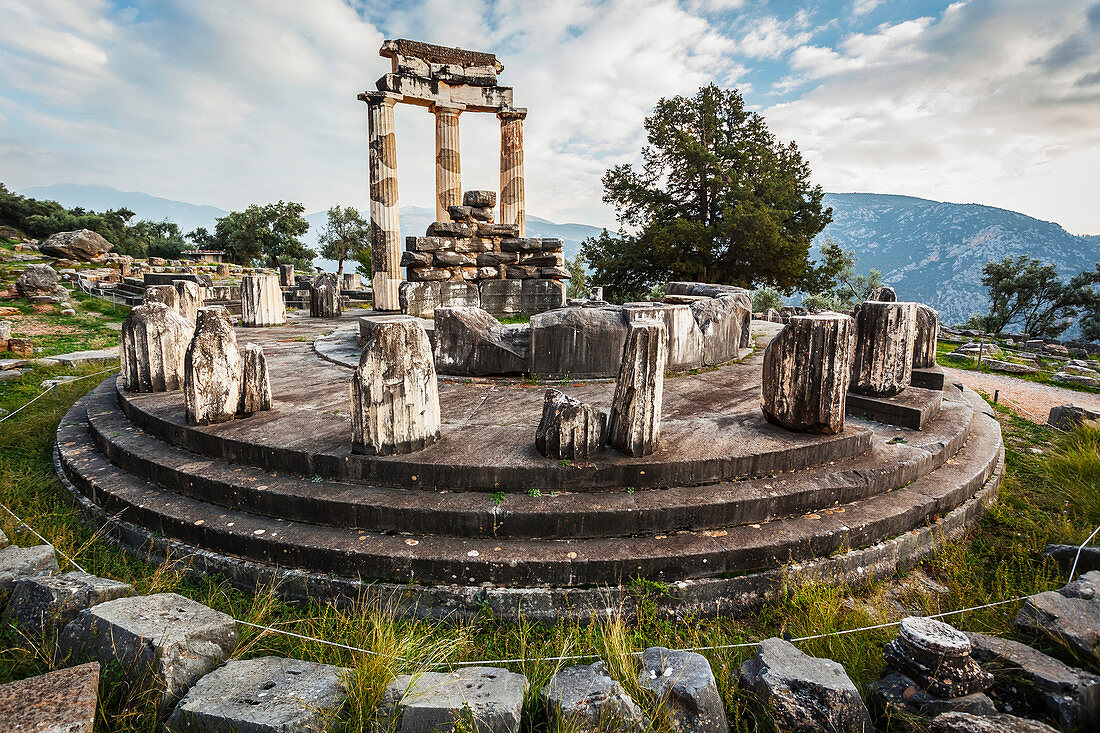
[[0, 502, 87, 574], [0, 367, 117, 425], [992, 393, 1070, 432], [1069, 525, 1100, 582]]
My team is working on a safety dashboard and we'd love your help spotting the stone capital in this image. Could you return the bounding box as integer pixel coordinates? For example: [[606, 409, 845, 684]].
[[358, 90, 403, 107], [498, 107, 528, 121], [429, 101, 466, 115]]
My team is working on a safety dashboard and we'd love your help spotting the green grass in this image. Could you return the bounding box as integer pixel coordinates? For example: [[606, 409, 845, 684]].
[[936, 340, 1100, 396], [1, 362, 1098, 730], [1, 287, 127, 358]]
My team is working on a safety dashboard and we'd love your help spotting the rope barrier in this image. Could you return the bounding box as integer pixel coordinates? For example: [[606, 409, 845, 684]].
[[0, 367, 118, 425], [0, 502, 88, 574]]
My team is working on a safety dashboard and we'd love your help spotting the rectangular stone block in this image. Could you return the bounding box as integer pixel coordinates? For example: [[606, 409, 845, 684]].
[[480, 280, 523, 315], [440, 281, 480, 308], [400, 281, 442, 317], [499, 238, 544, 253], [522, 279, 566, 314], [408, 236, 452, 252]]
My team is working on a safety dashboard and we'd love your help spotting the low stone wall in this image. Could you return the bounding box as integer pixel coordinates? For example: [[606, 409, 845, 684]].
[[400, 278, 565, 317]]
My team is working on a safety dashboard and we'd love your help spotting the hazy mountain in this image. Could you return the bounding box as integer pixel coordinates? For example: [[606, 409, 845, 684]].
[[816, 193, 1100, 326]]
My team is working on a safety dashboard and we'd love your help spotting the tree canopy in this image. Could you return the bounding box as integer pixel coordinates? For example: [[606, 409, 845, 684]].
[[317, 205, 370, 281], [210, 201, 313, 269], [976, 256, 1100, 338], [581, 85, 833, 302]]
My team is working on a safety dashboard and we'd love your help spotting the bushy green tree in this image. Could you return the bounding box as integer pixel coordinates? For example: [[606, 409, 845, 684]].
[[565, 254, 588, 299], [751, 286, 782, 313], [980, 256, 1098, 337], [214, 201, 313, 268], [581, 85, 832, 302], [317, 205, 370, 282], [801, 239, 882, 311]]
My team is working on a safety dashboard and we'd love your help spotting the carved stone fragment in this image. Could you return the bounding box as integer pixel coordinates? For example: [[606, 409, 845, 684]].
[[352, 319, 440, 455], [173, 279, 203, 323], [240, 274, 286, 327], [310, 272, 341, 318], [143, 284, 179, 311], [761, 314, 855, 434], [184, 307, 241, 425], [535, 388, 607, 459], [913, 303, 940, 369], [120, 302, 192, 392], [239, 343, 273, 415], [609, 321, 667, 457]]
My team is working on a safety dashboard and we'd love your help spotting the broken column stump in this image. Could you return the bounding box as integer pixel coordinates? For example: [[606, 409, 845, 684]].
[[541, 661, 648, 733], [913, 303, 940, 369], [609, 321, 667, 457], [240, 274, 286, 327], [869, 286, 897, 302], [883, 617, 993, 699], [184, 307, 241, 425], [173, 280, 203, 323], [279, 264, 296, 287], [310, 272, 341, 318], [238, 343, 273, 415], [121, 302, 192, 392], [535, 388, 607, 459], [143, 284, 179, 311], [761, 314, 855, 435], [851, 301, 917, 397], [352, 319, 440, 455], [637, 647, 728, 733]]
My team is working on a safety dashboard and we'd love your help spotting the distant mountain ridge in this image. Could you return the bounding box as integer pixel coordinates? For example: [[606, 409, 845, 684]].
[[17, 184, 1100, 327]]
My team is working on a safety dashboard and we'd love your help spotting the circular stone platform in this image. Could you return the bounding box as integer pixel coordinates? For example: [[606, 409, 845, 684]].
[[56, 313, 1004, 620]]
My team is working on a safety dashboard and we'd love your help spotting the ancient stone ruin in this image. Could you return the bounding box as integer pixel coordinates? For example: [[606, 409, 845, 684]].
[[184, 307, 242, 425], [535, 388, 607, 459], [240, 273, 286, 327], [851, 300, 917, 396], [310, 272, 341, 318], [120, 301, 191, 392], [608, 320, 667, 457]]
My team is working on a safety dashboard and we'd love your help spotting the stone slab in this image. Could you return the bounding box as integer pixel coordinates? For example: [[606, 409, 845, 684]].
[[930, 712, 1059, 732], [168, 655, 351, 732], [0, 661, 99, 733], [378, 667, 527, 733], [911, 367, 946, 391], [846, 387, 943, 430], [49, 349, 119, 366], [638, 647, 728, 733], [57, 592, 238, 710], [0, 544, 59, 598], [3, 571, 132, 636]]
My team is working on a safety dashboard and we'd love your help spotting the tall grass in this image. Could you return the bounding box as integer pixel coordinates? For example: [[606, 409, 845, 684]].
[[1045, 424, 1100, 527]]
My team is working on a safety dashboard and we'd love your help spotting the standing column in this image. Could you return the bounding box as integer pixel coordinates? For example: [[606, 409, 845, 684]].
[[432, 103, 464, 222], [362, 90, 403, 312], [498, 107, 527, 236]]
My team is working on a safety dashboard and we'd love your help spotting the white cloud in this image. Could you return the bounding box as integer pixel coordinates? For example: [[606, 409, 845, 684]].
[[851, 0, 884, 16], [736, 15, 813, 59]]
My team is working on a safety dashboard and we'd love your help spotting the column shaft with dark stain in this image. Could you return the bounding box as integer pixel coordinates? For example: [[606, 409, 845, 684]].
[[432, 103, 463, 222], [362, 91, 403, 311], [498, 107, 527, 236]]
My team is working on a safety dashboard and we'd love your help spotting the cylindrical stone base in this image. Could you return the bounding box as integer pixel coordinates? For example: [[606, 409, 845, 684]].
[[240, 274, 286, 327], [851, 301, 917, 397], [351, 319, 441, 455], [279, 264, 296, 287], [761, 314, 855, 434], [310, 273, 341, 318], [120, 302, 192, 392], [913, 303, 939, 369]]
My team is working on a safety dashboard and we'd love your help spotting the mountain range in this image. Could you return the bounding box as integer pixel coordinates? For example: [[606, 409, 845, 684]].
[[18, 184, 1100, 327]]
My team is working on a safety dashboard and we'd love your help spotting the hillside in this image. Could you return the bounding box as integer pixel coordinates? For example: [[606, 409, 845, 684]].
[[817, 193, 1100, 325]]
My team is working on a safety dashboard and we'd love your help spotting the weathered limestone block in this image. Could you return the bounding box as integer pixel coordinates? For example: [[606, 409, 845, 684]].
[[761, 314, 855, 435], [0, 544, 58, 600], [216, 263, 230, 277], [624, 303, 704, 370], [0, 661, 100, 733], [310, 272, 341, 318], [913, 303, 939, 369], [439, 281, 480, 308], [930, 712, 1058, 732], [39, 228, 113, 260], [521, 279, 566, 313], [690, 296, 745, 366], [173, 279, 203, 323], [57, 593, 238, 711], [168, 656, 351, 733], [609, 321, 667, 457], [239, 343, 273, 414], [121, 302, 192, 392], [638, 647, 728, 733], [433, 307, 527, 375], [352, 319, 440, 455], [279, 263, 295, 287], [240, 274, 286, 327], [851, 301, 917, 396], [144, 283, 179, 310], [378, 667, 527, 733], [1049, 404, 1100, 430], [184, 307, 241, 425], [464, 190, 497, 208], [7, 337, 34, 357], [16, 264, 60, 297], [869, 286, 897, 302], [535, 388, 607, 459], [883, 617, 992, 699], [529, 307, 630, 379], [1016, 572, 1100, 664], [400, 281, 443, 317], [541, 661, 648, 733], [740, 637, 872, 732], [342, 272, 362, 291], [966, 631, 1100, 731], [3, 571, 132, 636]]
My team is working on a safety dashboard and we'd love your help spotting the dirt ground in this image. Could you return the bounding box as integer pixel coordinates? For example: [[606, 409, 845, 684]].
[[943, 365, 1100, 424]]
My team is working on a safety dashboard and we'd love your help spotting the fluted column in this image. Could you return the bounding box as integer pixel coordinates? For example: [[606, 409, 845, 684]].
[[362, 91, 403, 312], [498, 107, 527, 236], [432, 103, 463, 223]]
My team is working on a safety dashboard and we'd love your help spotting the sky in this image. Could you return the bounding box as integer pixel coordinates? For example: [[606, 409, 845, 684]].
[[2, 0, 1099, 234]]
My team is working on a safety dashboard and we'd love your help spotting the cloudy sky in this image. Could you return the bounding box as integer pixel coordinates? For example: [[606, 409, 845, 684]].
[[2, 0, 1099, 234]]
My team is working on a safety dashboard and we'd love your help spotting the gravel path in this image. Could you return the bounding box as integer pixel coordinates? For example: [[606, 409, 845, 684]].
[[941, 366, 1100, 424]]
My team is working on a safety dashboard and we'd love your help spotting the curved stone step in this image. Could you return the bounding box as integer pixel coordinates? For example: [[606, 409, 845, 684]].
[[83, 380, 976, 540], [58, 393, 1003, 588]]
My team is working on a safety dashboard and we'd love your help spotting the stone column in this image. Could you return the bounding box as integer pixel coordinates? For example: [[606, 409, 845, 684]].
[[184, 306, 241, 425], [851, 301, 917, 396], [913, 303, 939, 369], [609, 321, 667, 457], [143, 284, 179, 311], [238, 343, 273, 415], [240, 274, 286, 327], [310, 273, 341, 318], [431, 102, 464, 223], [120, 302, 192, 392], [173, 280, 203, 324], [761, 314, 855, 434], [279, 264, 295, 287], [351, 319, 441, 455], [498, 107, 527, 237], [535, 388, 607, 459], [363, 91, 403, 311]]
